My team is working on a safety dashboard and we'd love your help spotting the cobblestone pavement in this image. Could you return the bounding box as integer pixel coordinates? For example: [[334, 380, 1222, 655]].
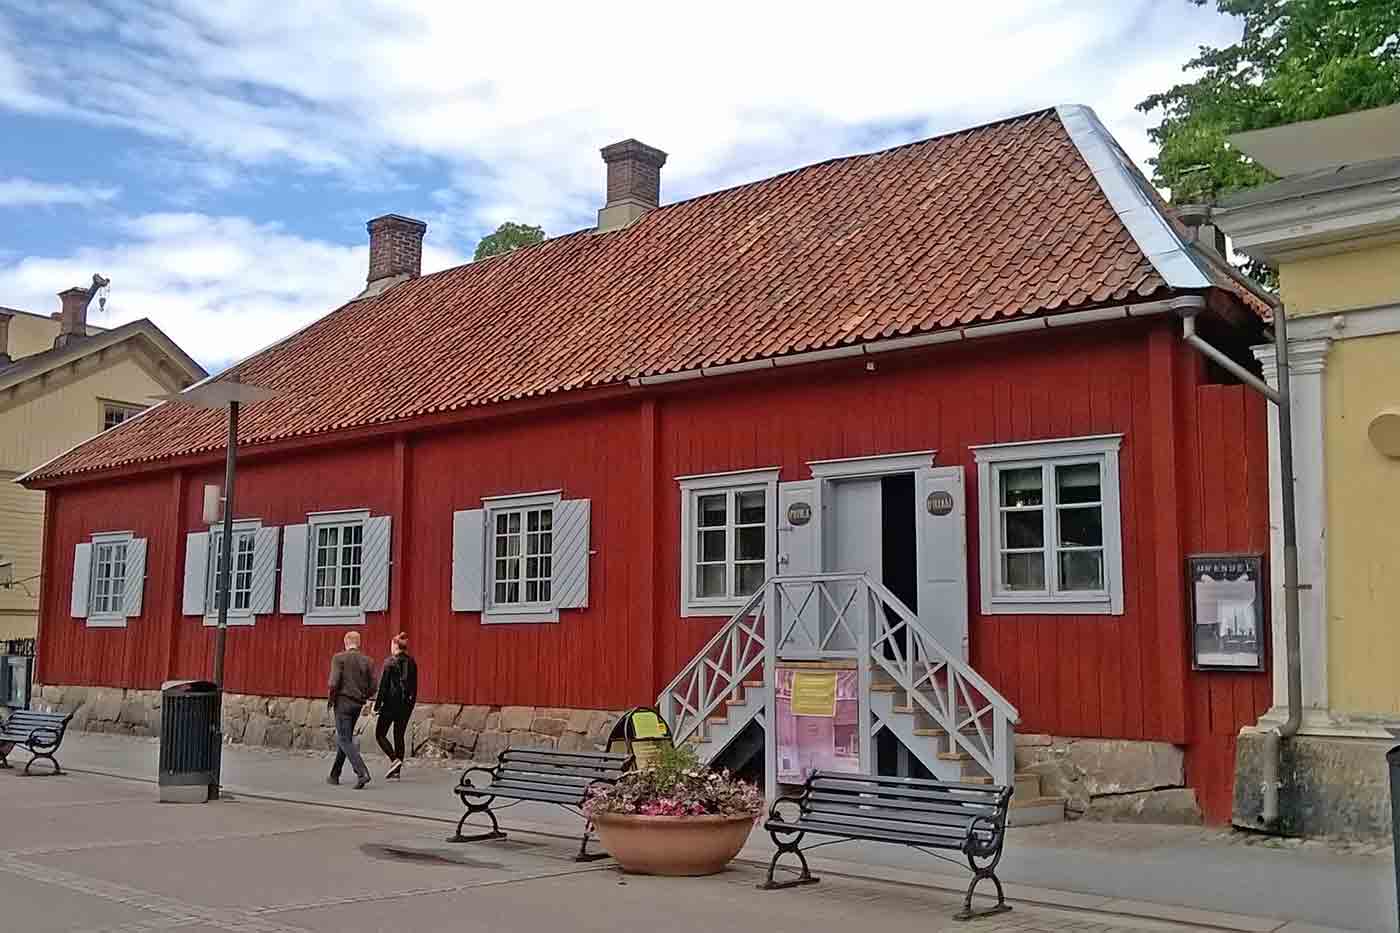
[[0, 766, 1258, 933]]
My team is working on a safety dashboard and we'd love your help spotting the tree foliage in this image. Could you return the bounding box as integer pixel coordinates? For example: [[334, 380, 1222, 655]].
[[473, 222, 545, 261], [1139, 0, 1400, 204]]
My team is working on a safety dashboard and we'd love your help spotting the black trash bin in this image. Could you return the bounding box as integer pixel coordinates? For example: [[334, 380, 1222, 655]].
[[1389, 745, 1400, 926], [159, 680, 218, 803]]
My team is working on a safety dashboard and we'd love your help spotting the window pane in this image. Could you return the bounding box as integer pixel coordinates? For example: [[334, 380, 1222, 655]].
[[1059, 550, 1104, 591], [1058, 505, 1103, 547], [697, 564, 725, 598], [1056, 463, 1101, 504], [1002, 510, 1044, 549], [1000, 468, 1042, 507], [495, 514, 508, 535], [540, 579, 552, 602], [507, 513, 521, 534], [494, 582, 508, 603], [736, 526, 764, 561], [736, 563, 764, 596], [1002, 552, 1045, 591], [737, 490, 765, 524], [697, 494, 726, 528], [525, 580, 539, 602], [699, 529, 726, 562]]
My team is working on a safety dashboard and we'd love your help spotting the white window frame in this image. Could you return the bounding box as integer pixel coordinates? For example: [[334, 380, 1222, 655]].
[[972, 435, 1124, 616], [483, 490, 562, 624], [204, 521, 260, 626], [88, 531, 132, 626], [305, 509, 368, 623], [101, 400, 144, 432], [677, 468, 780, 617]]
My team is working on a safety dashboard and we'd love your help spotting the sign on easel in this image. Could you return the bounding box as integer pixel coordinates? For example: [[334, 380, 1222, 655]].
[[606, 706, 675, 769]]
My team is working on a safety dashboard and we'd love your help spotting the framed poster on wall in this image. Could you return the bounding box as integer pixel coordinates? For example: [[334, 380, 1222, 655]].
[[774, 664, 861, 783], [1187, 554, 1265, 672]]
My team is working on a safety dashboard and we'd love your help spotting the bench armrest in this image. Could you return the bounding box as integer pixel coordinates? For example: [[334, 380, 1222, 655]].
[[966, 813, 1006, 855], [26, 727, 62, 752], [765, 792, 805, 824], [455, 765, 497, 791]]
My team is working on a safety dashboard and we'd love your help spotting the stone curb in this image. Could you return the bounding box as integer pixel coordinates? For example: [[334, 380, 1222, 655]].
[[62, 762, 1329, 932]]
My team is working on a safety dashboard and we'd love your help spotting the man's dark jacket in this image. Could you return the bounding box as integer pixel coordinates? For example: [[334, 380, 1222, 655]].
[[328, 649, 376, 711]]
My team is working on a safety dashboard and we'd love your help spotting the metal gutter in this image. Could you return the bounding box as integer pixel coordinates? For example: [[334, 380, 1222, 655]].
[[1056, 105, 1213, 290], [626, 296, 1197, 388]]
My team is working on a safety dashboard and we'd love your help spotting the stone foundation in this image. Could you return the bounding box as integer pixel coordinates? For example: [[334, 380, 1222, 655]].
[[32, 684, 621, 763], [1015, 734, 1203, 824], [1233, 729, 1394, 840]]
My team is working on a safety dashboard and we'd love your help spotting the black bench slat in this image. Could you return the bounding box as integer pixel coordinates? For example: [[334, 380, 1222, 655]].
[[491, 777, 594, 799], [495, 769, 601, 788], [761, 770, 1013, 920], [470, 784, 587, 805], [501, 749, 630, 768], [495, 761, 626, 781]]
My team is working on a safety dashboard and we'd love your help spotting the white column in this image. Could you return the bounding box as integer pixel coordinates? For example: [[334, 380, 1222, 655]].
[[1252, 338, 1331, 729]]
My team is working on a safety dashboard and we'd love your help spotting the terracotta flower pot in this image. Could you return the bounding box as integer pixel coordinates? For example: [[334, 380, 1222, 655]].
[[591, 811, 758, 876]]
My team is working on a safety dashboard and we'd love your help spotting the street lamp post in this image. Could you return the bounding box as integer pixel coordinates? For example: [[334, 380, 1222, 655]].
[[162, 377, 276, 800]]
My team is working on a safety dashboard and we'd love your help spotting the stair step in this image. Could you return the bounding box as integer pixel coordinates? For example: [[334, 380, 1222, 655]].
[[743, 681, 764, 689], [871, 683, 900, 693], [937, 751, 973, 762], [1007, 797, 1067, 826], [959, 775, 994, 785]]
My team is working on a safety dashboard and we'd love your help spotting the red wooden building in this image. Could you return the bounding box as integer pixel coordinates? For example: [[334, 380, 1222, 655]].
[[22, 107, 1274, 823]]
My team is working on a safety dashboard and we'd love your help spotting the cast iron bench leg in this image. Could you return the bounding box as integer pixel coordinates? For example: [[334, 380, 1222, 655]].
[[954, 853, 1010, 921], [0, 742, 11, 769], [574, 821, 608, 863], [23, 747, 60, 776], [448, 798, 506, 844], [758, 828, 818, 890]]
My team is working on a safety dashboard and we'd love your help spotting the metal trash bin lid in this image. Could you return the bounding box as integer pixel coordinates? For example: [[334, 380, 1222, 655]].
[[161, 679, 217, 694]]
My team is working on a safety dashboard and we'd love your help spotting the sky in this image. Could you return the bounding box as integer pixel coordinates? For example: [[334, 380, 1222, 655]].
[[0, 1, 1241, 372]]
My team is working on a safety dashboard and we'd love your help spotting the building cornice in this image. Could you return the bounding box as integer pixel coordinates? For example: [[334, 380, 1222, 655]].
[[1216, 177, 1400, 264], [1252, 337, 1331, 382]]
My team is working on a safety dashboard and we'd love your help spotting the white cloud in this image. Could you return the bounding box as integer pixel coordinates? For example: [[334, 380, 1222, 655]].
[[0, 1, 1240, 235], [0, 212, 464, 369], [0, 177, 119, 208]]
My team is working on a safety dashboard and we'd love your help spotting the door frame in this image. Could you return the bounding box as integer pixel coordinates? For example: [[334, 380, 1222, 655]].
[[807, 450, 937, 578]]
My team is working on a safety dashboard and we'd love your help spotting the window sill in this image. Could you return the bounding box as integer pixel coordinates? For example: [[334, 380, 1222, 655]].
[[303, 610, 366, 626], [85, 615, 128, 629], [681, 599, 754, 619], [202, 615, 256, 627], [982, 595, 1120, 616], [483, 608, 560, 625]]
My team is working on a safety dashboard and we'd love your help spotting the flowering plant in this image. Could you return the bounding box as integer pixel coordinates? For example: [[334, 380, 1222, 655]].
[[583, 743, 763, 818]]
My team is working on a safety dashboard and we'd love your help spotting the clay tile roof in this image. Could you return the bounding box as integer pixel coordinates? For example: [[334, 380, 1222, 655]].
[[24, 106, 1251, 483]]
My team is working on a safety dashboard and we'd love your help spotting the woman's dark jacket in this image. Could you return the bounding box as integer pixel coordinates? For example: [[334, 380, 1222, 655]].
[[375, 654, 418, 716]]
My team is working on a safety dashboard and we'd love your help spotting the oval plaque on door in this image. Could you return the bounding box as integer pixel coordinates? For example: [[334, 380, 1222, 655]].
[[787, 502, 812, 526], [926, 490, 954, 516]]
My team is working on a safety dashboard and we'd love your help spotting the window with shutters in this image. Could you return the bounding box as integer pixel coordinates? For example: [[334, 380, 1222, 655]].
[[308, 516, 364, 614], [89, 533, 130, 620], [677, 468, 779, 617], [206, 527, 257, 617], [972, 435, 1124, 615], [483, 491, 561, 621]]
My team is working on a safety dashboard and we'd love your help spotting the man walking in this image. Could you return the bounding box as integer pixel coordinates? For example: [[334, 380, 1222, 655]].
[[327, 631, 375, 789]]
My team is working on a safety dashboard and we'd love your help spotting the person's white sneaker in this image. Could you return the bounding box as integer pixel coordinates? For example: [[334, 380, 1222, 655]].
[[386, 759, 403, 780]]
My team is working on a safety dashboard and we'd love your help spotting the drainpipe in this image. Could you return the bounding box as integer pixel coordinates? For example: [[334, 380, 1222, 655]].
[[1178, 298, 1302, 832]]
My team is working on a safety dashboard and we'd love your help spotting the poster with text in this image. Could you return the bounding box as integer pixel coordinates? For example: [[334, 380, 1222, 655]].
[[775, 666, 860, 783], [1188, 554, 1265, 671]]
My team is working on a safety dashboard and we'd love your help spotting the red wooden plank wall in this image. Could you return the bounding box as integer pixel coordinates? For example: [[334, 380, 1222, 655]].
[[1181, 383, 1272, 823]]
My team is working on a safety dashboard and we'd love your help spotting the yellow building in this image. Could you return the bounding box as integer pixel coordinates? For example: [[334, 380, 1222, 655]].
[[1, 286, 204, 651], [1216, 104, 1400, 837]]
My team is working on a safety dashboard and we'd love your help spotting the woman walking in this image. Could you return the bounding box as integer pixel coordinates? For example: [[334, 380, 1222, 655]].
[[374, 632, 417, 780]]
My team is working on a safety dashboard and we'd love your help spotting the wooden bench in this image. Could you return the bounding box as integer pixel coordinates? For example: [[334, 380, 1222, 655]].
[[0, 710, 74, 776], [449, 747, 632, 861], [761, 771, 1014, 921]]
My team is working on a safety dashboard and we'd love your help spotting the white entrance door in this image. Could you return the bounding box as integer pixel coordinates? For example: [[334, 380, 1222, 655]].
[[915, 466, 969, 661], [821, 477, 882, 652]]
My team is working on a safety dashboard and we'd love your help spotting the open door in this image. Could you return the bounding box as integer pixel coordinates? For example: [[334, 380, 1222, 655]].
[[916, 466, 969, 661]]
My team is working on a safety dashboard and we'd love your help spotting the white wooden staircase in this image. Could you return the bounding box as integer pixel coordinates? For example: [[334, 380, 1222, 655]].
[[659, 573, 1065, 825]]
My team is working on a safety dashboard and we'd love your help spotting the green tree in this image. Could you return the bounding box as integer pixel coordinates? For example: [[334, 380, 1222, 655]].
[[473, 222, 545, 261], [1139, 0, 1400, 206]]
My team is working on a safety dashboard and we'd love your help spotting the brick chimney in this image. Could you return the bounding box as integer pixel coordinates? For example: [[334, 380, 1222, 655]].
[[0, 310, 11, 366], [1177, 203, 1229, 259], [364, 214, 427, 296], [54, 287, 91, 350], [597, 139, 668, 233]]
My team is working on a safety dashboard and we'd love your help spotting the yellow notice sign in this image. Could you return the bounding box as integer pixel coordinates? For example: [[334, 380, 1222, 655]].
[[629, 710, 667, 739], [790, 671, 838, 717]]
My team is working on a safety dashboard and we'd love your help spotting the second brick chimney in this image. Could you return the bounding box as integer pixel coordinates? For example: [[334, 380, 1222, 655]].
[[364, 214, 427, 297], [54, 287, 91, 350], [597, 139, 668, 233]]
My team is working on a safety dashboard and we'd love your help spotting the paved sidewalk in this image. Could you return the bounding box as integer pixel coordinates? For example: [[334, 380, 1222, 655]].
[[2, 764, 1232, 933], [53, 731, 1394, 931]]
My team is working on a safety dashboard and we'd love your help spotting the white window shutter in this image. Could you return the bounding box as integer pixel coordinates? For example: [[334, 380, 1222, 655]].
[[451, 509, 485, 612], [123, 538, 148, 618], [70, 543, 92, 618], [280, 524, 309, 614], [553, 499, 591, 610], [250, 526, 280, 614], [916, 466, 968, 661], [182, 532, 210, 616], [360, 516, 392, 612]]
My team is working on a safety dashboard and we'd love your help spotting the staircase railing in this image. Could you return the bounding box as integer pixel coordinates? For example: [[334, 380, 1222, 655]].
[[657, 587, 767, 745], [865, 577, 1020, 785]]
